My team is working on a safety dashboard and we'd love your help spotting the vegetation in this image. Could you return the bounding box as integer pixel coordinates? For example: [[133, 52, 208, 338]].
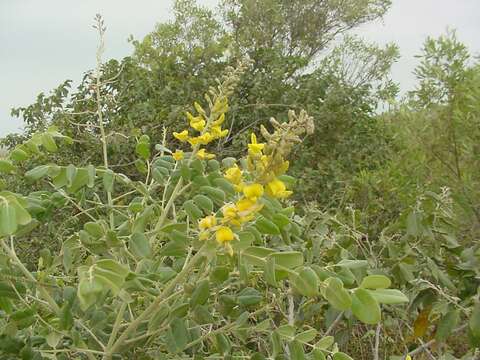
[[1, 1, 479, 359]]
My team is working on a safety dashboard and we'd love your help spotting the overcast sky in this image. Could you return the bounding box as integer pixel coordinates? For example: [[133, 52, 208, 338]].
[[1, 0, 479, 137]]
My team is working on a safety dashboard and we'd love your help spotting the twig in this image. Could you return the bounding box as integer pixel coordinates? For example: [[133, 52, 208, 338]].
[[408, 323, 468, 356], [374, 323, 381, 360], [324, 311, 344, 336]]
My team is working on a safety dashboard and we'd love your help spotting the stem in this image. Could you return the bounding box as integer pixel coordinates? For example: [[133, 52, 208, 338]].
[[94, 18, 114, 230], [324, 311, 344, 336], [373, 323, 381, 360], [408, 323, 468, 356], [0, 238, 59, 314], [104, 245, 206, 358], [105, 301, 127, 351]]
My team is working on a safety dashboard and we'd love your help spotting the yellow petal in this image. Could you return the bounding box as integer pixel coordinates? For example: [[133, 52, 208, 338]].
[[216, 226, 234, 243], [172, 149, 184, 161], [173, 130, 189, 142], [243, 183, 264, 201]]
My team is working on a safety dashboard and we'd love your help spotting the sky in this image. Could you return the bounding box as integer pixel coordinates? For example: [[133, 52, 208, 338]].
[[1, 0, 479, 137]]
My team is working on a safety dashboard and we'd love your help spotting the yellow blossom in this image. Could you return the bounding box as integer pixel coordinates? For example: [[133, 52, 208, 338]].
[[266, 178, 292, 198], [248, 133, 265, 155], [199, 215, 217, 230], [235, 198, 257, 213], [211, 125, 228, 139], [197, 132, 214, 145], [222, 204, 237, 219], [190, 119, 206, 132], [213, 113, 225, 126], [187, 112, 206, 132], [216, 226, 234, 243], [196, 148, 216, 160], [224, 165, 243, 185], [173, 130, 189, 142], [243, 183, 264, 201], [172, 149, 184, 161]]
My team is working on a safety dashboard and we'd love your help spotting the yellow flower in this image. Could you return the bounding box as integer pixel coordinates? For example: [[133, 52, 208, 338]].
[[248, 133, 265, 155], [211, 125, 228, 139], [196, 148, 216, 160], [266, 178, 292, 198], [198, 132, 214, 145], [405, 356, 412, 360], [216, 226, 234, 243], [199, 215, 217, 230], [173, 130, 189, 142], [213, 113, 225, 126], [222, 204, 237, 219], [235, 198, 257, 213], [243, 183, 264, 201], [187, 112, 206, 132], [224, 165, 243, 185], [172, 149, 184, 161], [188, 136, 200, 146]]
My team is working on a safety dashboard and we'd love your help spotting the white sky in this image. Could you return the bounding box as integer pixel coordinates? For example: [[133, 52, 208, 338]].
[[1, 0, 479, 137]]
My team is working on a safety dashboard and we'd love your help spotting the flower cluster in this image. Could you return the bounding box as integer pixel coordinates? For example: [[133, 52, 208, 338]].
[[172, 97, 229, 160], [193, 110, 314, 256]]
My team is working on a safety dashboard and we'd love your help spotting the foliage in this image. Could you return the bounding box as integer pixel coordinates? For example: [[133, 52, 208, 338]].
[[3, 1, 480, 359], [0, 22, 408, 359]]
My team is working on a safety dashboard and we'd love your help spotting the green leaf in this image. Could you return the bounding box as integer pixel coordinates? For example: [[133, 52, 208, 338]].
[[0, 159, 15, 173], [199, 186, 225, 203], [212, 177, 235, 195], [360, 275, 391, 289], [277, 324, 295, 339], [193, 194, 214, 214], [9, 197, 31, 226], [406, 211, 422, 237], [268, 251, 303, 269], [215, 333, 232, 355], [25, 165, 50, 181], [242, 246, 276, 267], [255, 216, 280, 235], [470, 302, 480, 338], [148, 304, 170, 331], [293, 267, 319, 298], [351, 288, 381, 324], [289, 340, 305, 360], [169, 317, 189, 352], [103, 169, 115, 192], [87, 164, 96, 188], [333, 352, 354, 360], [66, 164, 77, 187], [129, 232, 152, 258], [41, 133, 58, 152], [436, 309, 460, 342], [0, 200, 17, 236], [272, 213, 290, 229], [369, 289, 409, 304], [335, 259, 368, 269], [84, 222, 104, 239], [237, 287, 262, 306], [310, 349, 326, 360], [184, 200, 203, 221], [10, 149, 29, 162], [264, 255, 277, 287], [190, 279, 210, 307], [295, 328, 317, 343], [314, 336, 334, 350], [324, 277, 352, 311], [135, 142, 151, 159]]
